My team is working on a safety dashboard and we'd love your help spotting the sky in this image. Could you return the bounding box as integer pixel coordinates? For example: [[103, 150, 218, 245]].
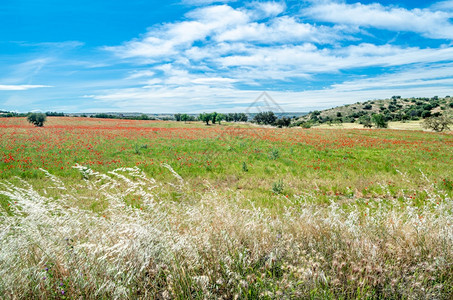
[[1, 0, 453, 113]]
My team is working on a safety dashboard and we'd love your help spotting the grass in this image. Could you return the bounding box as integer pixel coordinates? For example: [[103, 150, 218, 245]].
[[0, 117, 452, 298], [315, 120, 426, 130]]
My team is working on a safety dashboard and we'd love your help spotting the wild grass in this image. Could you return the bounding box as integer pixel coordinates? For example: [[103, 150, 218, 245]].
[[0, 165, 451, 299]]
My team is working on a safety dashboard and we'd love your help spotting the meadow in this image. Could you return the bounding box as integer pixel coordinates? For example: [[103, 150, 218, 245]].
[[0, 117, 452, 299]]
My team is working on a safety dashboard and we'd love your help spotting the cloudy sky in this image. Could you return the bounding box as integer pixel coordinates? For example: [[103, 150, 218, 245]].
[[1, 0, 453, 113]]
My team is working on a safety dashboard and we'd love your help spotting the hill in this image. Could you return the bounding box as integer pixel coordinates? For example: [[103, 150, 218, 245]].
[[298, 95, 453, 126]]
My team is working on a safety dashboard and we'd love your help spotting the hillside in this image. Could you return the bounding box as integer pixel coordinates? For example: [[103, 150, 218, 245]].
[[298, 95, 453, 126]]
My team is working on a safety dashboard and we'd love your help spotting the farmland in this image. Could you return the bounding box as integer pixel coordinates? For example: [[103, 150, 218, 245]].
[[0, 117, 452, 298]]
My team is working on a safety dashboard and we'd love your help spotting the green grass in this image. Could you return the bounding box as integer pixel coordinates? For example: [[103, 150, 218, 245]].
[[0, 117, 452, 298], [1, 117, 452, 211]]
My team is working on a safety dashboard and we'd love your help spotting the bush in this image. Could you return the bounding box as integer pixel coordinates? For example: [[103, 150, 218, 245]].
[[422, 116, 452, 132], [275, 117, 291, 128], [372, 114, 388, 128], [271, 179, 284, 194], [358, 115, 372, 128], [27, 113, 47, 127], [421, 110, 431, 119], [300, 122, 312, 128]]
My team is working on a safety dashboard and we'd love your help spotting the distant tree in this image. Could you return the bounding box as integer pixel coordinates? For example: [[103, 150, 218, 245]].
[[211, 112, 218, 124], [254, 111, 277, 125], [372, 114, 388, 128], [180, 114, 189, 123], [275, 117, 291, 128], [174, 113, 182, 121], [421, 110, 431, 119], [363, 104, 373, 110], [45, 111, 65, 116], [422, 115, 452, 132], [199, 113, 212, 125], [312, 110, 321, 116], [217, 114, 225, 125], [358, 115, 373, 128], [27, 112, 47, 127], [239, 113, 248, 122], [93, 113, 117, 119]]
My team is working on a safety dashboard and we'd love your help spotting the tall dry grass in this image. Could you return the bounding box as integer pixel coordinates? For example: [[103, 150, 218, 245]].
[[0, 165, 451, 299]]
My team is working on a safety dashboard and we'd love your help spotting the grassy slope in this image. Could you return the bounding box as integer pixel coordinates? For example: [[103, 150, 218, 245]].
[[299, 96, 453, 126]]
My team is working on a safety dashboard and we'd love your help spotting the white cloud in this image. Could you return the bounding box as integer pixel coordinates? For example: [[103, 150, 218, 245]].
[[431, 0, 453, 11], [215, 16, 341, 44], [246, 1, 286, 19], [126, 70, 155, 79], [0, 85, 52, 91], [304, 1, 453, 39], [106, 5, 250, 59], [217, 43, 453, 74], [92, 1, 453, 113]]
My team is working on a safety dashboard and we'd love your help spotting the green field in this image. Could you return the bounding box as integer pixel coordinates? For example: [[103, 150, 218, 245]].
[[1, 117, 452, 299]]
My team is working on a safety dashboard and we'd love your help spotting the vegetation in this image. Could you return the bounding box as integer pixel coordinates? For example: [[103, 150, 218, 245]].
[[299, 95, 452, 129], [0, 117, 452, 298], [422, 115, 452, 132], [371, 113, 388, 128], [91, 113, 154, 120], [26, 112, 47, 127], [0, 102, 452, 298]]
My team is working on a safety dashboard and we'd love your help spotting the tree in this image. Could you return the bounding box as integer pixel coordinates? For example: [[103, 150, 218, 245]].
[[421, 110, 431, 119], [275, 117, 291, 128], [372, 114, 388, 128], [180, 114, 189, 123], [211, 112, 218, 124], [239, 113, 248, 122], [27, 112, 47, 127], [359, 115, 373, 128], [253, 111, 277, 125], [217, 114, 225, 125], [199, 113, 212, 125], [422, 115, 452, 132], [174, 113, 182, 121]]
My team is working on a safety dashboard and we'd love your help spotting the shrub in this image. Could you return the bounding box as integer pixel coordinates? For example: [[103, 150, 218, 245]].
[[372, 114, 388, 128], [421, 110, 431, 118], [422, 116, 452, 132], [268, 149, 279, 160], [26, 112, 47, 127], [358, 115, 372, 128], [272, 179, 284, 194], [275, 117, 291, 128], [242, 162, 248, 172]]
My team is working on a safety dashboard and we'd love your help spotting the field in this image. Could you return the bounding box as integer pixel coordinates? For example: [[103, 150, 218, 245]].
[[1, 117, 452, 299]]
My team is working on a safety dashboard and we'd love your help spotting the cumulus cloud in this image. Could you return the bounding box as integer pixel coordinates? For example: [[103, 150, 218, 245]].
[[0, 85, 52, 91], [94, 1, 453, 112], [303, 1, 453, 39]]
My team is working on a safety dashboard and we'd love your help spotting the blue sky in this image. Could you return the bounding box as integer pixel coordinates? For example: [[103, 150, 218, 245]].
[[1, 0, 453, 113]]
